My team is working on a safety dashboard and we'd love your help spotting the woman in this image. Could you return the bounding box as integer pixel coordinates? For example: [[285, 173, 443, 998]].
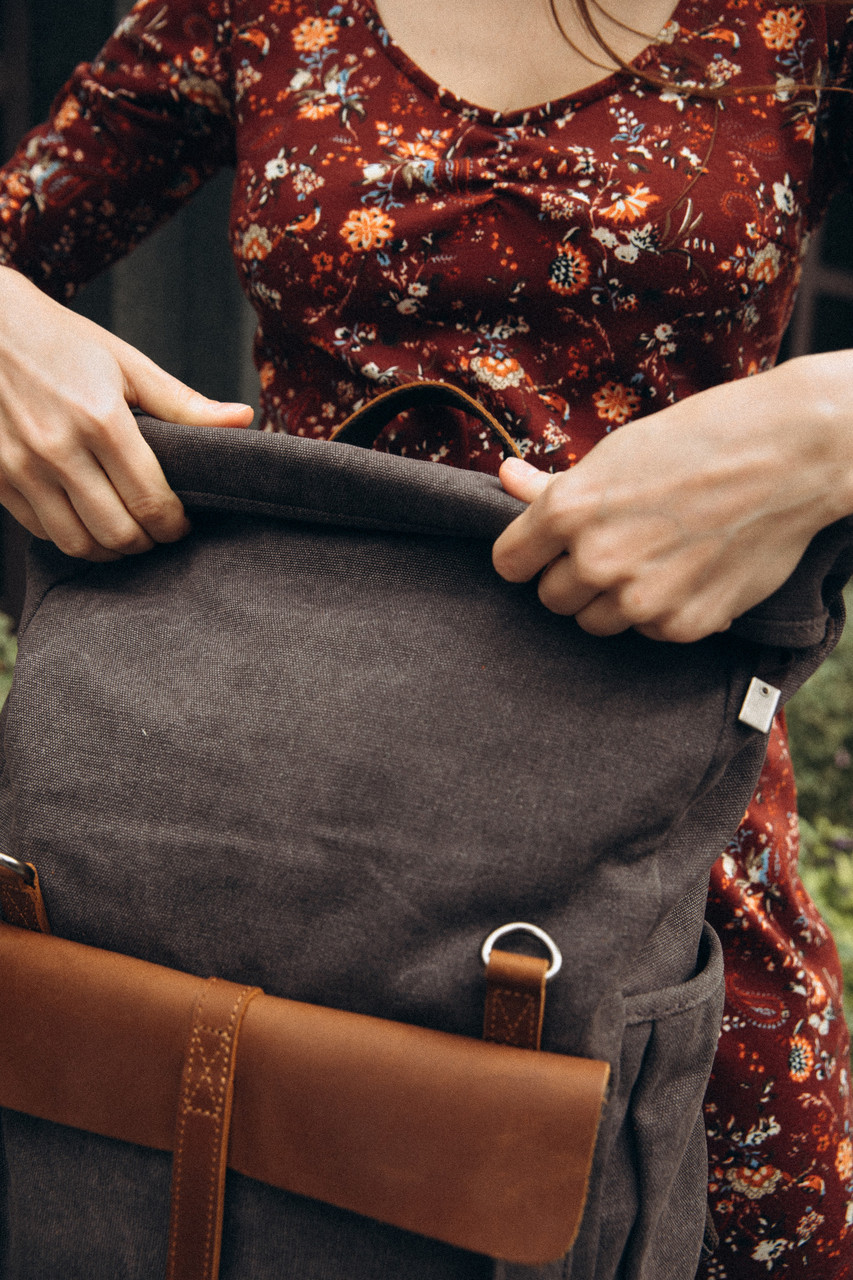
[[0, 1, 851, 1275]]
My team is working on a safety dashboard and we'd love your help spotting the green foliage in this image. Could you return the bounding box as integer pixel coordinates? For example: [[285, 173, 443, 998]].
[[0, 613, 16, 708], [787, 593, 853, 1030]]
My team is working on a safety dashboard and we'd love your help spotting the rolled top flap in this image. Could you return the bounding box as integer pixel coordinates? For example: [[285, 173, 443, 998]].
[[134, 416, 853, 651], [136, 416, 523, 542], [728, 515, 853, 648], [0, 923, 609, 1265]]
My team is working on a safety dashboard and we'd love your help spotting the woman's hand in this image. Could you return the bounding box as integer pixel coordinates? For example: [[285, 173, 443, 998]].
[[0, 266, 254, 561], [493, 354, 853, 643]]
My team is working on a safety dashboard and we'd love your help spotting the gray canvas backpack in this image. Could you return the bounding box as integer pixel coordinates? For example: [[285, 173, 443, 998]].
[[0, 386, 850, 1280]]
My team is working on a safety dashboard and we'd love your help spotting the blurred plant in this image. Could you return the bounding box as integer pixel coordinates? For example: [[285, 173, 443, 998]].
[[787, 591, 853, 1030], [794, 817, 853, 1031], [0, 612, 16, 706]]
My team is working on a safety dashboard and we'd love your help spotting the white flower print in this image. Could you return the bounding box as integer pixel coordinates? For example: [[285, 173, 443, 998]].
[[773, 173, 796, 216], [659, 88, 688, 111], [592, 226, 618, 249], [568, 146, 596, 176], [708, 56, 742, 85], [292, 166, 324, 196], [264, 155, 290, 181], [751, 1238, 790, 1269], [234, 62, 262, 100], [744, 1115, 782, 1146], [654, 322, 676, 353], [628, 223, 659, 253]]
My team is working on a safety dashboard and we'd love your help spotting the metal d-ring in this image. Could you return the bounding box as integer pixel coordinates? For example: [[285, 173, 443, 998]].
[[480, 922, 563, 982], [0, 851, 35, 887]]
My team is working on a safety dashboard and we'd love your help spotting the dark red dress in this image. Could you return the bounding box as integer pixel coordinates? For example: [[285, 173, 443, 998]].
[[0, 1, 851, 1272]]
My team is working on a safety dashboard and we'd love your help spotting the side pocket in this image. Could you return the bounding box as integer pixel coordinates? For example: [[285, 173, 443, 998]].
[[584, 924, 724, 1280]]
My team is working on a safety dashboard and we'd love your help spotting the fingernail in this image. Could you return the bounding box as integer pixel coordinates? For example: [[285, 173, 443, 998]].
[[502, 457, 536, 476]]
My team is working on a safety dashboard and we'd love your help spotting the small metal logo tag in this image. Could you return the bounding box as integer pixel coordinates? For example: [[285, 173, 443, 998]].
[[738, 677, 781, 734]]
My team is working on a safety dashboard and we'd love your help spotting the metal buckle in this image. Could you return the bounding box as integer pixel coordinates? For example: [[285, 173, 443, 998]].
[[0, 851, 35, 888], [480, 922, 563, 982]]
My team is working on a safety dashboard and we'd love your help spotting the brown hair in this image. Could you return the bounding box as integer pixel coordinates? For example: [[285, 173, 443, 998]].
[[549, 0, 851, 99]]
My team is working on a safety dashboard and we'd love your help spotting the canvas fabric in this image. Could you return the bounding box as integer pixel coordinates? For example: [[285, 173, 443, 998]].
[[0, 420, 850, 1280]]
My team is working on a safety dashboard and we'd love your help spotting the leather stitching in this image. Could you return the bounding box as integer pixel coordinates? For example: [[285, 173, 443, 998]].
[[168, 979, 254, 1280], [484, 987, 538, 1048], [0, 875, 50, 934]]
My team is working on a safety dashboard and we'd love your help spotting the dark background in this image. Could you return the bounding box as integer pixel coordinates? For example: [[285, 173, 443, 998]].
[[0, 0, 851, 618]]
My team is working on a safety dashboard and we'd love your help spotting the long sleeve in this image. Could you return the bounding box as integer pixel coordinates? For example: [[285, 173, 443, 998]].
[[0, 0, 236, 298]]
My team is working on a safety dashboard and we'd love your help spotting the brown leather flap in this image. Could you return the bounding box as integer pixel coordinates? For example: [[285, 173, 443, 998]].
[[0, 923, 609, 1264]]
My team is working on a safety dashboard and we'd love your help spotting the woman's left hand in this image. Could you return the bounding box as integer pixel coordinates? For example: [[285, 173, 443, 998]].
[[492, 353, 853, 643]]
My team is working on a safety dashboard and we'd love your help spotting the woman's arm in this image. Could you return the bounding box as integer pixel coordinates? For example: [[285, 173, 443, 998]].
[[493, 351, 853, 643], [0, 0, 235, 297], [0, 0, 249, 559], [0, 267, 252, 560]]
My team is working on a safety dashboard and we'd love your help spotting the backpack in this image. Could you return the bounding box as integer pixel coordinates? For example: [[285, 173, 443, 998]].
[[0, 384, 850, 1280]]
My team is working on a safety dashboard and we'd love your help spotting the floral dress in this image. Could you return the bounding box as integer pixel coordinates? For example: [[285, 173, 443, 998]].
[[0, 0, 852, 1274]]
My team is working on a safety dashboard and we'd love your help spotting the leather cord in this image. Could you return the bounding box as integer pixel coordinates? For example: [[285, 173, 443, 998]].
[[483, 949, 548, 1051], [167, 977, 262, 1280], [330, 379, 525, 460]]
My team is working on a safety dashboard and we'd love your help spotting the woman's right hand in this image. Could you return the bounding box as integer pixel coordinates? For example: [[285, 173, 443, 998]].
[[0, 266, 254, 561]]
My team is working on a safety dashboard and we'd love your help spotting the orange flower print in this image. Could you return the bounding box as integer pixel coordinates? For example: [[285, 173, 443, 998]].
[[593, 381, 641, 426], [238, 28, 271, 56], [470, 354, 525, 391], [259, 360, 276, 390], [757, 8, 806, 52], [548, 243, 590, 296], [339, 207, 396, 252], [298, 99, 339, 121], [748, 242, 781, 284], [601, 183, 659, 224], [788, 1035, 814, 1083], [292, 17, 339, 53], [726, 1164, 784, 1199], [793, 116, 815, 144], [54, 95, 81, 131], [5, 173, 29, 200], [398, 140, 440, 161], [241, 223, 274, 260], [836, 1138, 853, 1183]]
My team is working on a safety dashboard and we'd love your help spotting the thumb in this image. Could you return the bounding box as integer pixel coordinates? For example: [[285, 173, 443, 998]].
[[114, 336, 255, 428], [498, 456, 554, 504]]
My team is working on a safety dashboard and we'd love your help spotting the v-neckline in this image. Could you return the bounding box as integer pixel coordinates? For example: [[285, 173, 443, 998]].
[[361, 0, 691, 125]]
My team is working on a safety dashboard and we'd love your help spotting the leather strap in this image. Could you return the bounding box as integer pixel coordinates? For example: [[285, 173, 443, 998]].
[[0, 922, 609, 1265], [167, 977, 261, 1280], [330, 380, 525, 460], [0, 858, 51, 934], [483, 949, 548, 1051]]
